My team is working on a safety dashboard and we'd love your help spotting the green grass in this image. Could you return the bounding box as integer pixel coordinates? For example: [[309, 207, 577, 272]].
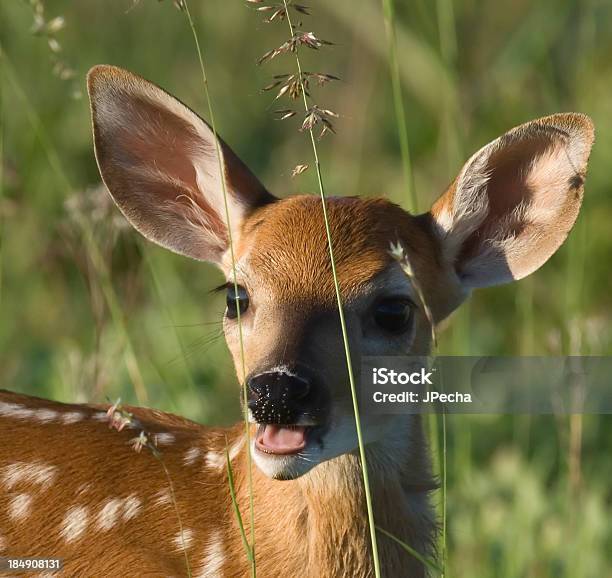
[[181, 1, 257, 573], [1, 1, 611, 576], [278, 2, 382, 575]]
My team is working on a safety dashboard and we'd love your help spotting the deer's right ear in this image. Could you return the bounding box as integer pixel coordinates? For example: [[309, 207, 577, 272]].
[[87, 65, 276, 264], [428, 113, 594, 291]]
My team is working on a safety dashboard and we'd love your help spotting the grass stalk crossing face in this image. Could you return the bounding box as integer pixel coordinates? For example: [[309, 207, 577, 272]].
[[180, 1, 258, 571]]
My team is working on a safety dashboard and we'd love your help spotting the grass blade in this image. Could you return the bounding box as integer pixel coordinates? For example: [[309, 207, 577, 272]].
[[225, 442, 255, 564], [0, 46, 4, 313], [280, 2, 381, 575], [157, 454, 193, 578], [180, 2, 256, 574], [376, 525, 443, 575], [380, 0, 418, 212]]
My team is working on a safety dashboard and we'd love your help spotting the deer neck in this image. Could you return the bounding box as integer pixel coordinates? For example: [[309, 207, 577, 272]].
[[239, 415, 435, 577]]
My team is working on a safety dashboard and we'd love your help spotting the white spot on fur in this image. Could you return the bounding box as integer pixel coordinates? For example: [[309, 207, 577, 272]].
[[197, 529, 225, 578], [153, 488, 172, 507], [204, 451, 225, 469], [61, 506, 89, 543], [2, 462, 57, 490], [122, 495, 141, 521], [0, 403, 57, 422], [155, 432, 176, 446], [96, 498, 122, 531], [183, 447, 201, 466], [205, 438, 244, 470], [229, 438, 244, 461], [92, 412, 109, 422], [174, 528, 194, 551], [8, 494, 32, 520], [32, 409, 59, 423], [0, 402, 36, 420], [61, 411, 85, 424]]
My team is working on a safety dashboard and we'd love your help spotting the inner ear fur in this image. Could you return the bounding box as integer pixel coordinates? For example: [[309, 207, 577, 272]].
[[430, 113, 594, 289], [87, 65, 275, 264]]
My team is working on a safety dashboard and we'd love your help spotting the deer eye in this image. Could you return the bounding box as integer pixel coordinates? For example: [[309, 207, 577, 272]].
[[226, 285, 250, 319], [373, 298, 414, 334]]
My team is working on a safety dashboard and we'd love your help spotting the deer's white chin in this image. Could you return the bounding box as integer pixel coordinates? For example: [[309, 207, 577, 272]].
[[250, 416, 359, 480], [251, 413, 405, 480], [252, 438, 321, 480]]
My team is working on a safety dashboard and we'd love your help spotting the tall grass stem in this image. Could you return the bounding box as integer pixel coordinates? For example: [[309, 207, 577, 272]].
[[381, 0, 418, 212], [434, 2, 461, 573], [376, 526, 443, 574], [0, 47, 4, 312], [281, 2, 381, 575], [181, 3, 256, 574], [225, 443, 254, 564], [157, 455, 192, 578]]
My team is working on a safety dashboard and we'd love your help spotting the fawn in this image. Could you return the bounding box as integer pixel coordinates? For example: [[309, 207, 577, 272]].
[[0, 65, 594, 577]]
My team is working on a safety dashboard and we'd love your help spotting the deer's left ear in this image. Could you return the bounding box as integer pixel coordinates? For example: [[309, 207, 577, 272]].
[[429, 113, 594, 289], [87, 65, 276, 265]]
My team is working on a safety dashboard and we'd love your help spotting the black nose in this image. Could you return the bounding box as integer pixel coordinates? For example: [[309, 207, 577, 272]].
[[248, 371, 310, 402], [247, 369, 312, 424]]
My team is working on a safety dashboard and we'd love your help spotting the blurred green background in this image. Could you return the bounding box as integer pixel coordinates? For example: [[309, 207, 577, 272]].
[[1, 1, 611, 576]]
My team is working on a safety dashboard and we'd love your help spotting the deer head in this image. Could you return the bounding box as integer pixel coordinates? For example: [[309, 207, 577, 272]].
[[88, 65, 594, 480]]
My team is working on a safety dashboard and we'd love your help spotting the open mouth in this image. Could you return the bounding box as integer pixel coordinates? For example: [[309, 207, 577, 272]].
[[255, 424, 314, 455]]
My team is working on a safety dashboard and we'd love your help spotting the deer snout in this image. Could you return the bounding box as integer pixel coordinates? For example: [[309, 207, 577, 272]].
[[247, 367, 319, 425]]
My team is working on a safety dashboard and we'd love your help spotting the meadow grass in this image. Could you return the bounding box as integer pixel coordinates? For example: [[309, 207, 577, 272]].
[[278, 2, 383, 575], [2, 48, 149, 405], [0, 46, 4, 312], [181, 0, 256, 572], [383, 0, 454, 569], [381, 0, 417, 213]]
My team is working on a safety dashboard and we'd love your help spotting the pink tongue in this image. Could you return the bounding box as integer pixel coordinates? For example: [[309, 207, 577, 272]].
[[257, 425, 307, 454]]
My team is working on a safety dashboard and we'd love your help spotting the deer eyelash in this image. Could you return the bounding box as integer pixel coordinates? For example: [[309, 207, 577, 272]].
[[210, 282, 232, 294]]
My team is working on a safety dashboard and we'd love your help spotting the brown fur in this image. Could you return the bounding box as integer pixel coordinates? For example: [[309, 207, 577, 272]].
[[240, 196, 441, 306], [0, 390, 433, 577]]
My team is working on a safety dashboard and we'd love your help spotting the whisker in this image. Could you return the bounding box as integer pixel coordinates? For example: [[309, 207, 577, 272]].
[[165, 329, 224, 366], [162, 320, 223, 329]]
